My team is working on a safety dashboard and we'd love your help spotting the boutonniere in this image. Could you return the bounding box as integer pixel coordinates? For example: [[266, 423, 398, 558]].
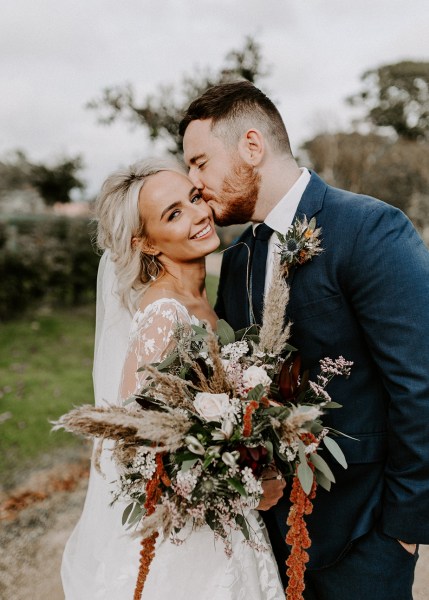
[[276, 216, 323, 276]]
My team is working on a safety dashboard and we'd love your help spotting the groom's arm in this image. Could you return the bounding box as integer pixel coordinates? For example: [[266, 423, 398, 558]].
[[346, 202, 429, 544]]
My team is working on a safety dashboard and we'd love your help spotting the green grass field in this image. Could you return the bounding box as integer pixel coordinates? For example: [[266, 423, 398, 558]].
[[0, 306, 95, 488], [0, 274, 219, 489]]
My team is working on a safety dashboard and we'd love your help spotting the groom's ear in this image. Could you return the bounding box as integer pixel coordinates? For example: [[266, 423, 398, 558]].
[[238, 128, 265, 166]]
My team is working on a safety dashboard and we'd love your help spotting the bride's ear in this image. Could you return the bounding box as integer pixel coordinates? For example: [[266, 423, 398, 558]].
[[131, 236, 160, 256]]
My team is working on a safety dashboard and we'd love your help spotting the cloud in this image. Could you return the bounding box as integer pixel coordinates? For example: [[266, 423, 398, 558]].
[[1, 0, 428, 195]]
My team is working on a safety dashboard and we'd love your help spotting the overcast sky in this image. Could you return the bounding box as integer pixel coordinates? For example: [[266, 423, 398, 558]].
[[1, 0, 428, 198]]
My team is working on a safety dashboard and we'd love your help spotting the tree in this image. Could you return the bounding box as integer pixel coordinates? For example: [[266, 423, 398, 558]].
[[348, 61, 429, 140], [0, 150, 33, 193], [302, 132, 429, 232], [30, 155, 85, 204], [0, 151, 85, 205], [87, 36, 269, 155]]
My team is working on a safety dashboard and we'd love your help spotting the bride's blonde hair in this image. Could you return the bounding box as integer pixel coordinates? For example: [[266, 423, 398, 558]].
[[95, 157, 185, 312]]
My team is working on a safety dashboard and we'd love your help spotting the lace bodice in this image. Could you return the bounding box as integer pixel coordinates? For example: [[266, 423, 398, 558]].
[[120, 298, 199, 401]]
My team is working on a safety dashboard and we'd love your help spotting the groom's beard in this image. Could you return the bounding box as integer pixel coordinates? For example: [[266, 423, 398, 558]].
[[204, 160, 261, 227]]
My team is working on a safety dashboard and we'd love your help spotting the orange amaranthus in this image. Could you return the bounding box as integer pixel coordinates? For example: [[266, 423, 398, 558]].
[[285, 435, 318, 600], [242, 400, 259, 437], [134, 453, 170, 600]]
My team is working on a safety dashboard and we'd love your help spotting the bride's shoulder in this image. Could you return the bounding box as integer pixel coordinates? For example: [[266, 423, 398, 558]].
[[134, 290, 194, 325]]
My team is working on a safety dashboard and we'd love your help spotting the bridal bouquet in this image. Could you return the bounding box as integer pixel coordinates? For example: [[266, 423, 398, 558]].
[[55, 220, 352, 600]]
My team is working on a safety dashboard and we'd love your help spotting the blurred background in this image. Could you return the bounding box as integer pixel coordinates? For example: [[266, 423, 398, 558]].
[[0, 1, 428, 597]]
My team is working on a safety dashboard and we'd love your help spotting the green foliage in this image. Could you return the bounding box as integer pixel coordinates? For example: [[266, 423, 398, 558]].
[[302, 132, 429, 234], [87, 36, 270, 156], [0, 307, 95, 488], [0, 150, 33, 193], [0, 150, 86, 204], [348, 60, 429, 141], [0, 216, 100, 320], [30, 155, 85, 204]]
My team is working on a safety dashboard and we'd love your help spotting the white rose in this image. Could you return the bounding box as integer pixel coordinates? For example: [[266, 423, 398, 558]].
[[194, 392, 231, 422], [242, 365, 272, 389]]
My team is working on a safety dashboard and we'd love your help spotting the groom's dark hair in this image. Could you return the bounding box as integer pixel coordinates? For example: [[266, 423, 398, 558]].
[[179, 80, 292, 155]]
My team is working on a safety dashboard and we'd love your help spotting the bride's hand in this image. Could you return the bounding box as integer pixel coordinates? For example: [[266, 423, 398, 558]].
[[257, 466, 286, 511]]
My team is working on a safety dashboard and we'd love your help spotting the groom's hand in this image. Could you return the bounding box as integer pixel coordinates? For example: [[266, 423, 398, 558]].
[[398, 540, 417, 555], [257, 467, 286, 511]]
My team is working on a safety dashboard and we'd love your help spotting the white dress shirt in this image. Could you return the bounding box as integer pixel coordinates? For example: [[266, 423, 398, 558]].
[[253, 167, 311, 293]]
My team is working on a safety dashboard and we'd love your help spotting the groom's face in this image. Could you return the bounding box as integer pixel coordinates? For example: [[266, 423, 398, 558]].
[[183, 119, 260, 226]]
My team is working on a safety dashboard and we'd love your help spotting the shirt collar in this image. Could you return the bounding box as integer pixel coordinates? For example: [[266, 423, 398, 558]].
[[253, 167, 311, 236]]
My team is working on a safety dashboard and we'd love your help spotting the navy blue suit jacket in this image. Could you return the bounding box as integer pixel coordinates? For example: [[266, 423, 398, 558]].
[[215, 172, 429, 569]]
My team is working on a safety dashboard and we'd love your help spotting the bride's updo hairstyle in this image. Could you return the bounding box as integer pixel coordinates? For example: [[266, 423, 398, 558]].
[[95, 157, 185, 311]]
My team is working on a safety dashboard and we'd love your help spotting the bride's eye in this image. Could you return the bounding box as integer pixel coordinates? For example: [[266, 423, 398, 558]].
[[168, 209, 181, 221], [190, 193, 202, 204]]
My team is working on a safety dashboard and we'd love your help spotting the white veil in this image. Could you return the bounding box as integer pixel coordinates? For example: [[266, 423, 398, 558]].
[[93, 250, 133, 408], [61, 250, 140, 599]]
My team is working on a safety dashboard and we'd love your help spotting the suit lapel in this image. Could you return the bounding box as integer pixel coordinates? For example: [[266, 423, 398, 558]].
[[294, 171, 327, 222], [286, 171, 327, 288]]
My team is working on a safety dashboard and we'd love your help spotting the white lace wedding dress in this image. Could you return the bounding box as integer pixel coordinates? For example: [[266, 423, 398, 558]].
[[61, 269, 284, 599]]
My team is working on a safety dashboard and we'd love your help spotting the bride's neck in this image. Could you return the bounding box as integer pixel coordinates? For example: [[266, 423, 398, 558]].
[[152, 258, 207, 299]]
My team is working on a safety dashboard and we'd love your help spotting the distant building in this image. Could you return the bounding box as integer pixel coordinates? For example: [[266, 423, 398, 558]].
[[53, 201, 92, 217], [0, 188, 47, 216]]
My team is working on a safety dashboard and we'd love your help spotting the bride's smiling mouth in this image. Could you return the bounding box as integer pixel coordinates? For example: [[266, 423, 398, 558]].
[[190, 223, 213, 240]]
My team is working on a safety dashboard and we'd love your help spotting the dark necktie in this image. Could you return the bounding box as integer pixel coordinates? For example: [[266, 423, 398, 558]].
[[249, 223, 273, 325]]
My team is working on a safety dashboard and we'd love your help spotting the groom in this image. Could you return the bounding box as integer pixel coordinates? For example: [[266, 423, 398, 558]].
[[180, 80, 429, 599]]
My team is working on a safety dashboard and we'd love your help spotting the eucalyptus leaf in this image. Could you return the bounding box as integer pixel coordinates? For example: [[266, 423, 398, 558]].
[[263, 406, 291, 419], [323, 401, 343, 409], [297, 461, 314, 495], [297, 439, 307, 465], [247, 384, 265, 402], [308, 217, 317, 230], [284, 343, 298, 352], [126, 502, 143, 529], [202, 455, 215, 470], [122, 502, 135, 526], [174, 450, 199, 463], [157, 351, 179, 370], [235, 325, 259, 340], [181, 458, 198, 472], [123, 396, 136, 406], [192, 324, 209, 336], [179, 366, 189, 378], [324, 436, 348, 469], [315, 470, 332, 492], [216, 320, 236, 345], [309, 453, 336, 483]]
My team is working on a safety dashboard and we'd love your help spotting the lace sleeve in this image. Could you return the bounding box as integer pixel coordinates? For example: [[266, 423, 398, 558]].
[[120, 299, 194, 402]]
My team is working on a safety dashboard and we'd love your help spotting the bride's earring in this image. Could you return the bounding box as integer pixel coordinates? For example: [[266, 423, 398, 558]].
[[149, 254, 159, 282]]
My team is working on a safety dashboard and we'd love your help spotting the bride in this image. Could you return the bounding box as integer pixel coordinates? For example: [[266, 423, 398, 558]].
[[61, 158, 285, 599]]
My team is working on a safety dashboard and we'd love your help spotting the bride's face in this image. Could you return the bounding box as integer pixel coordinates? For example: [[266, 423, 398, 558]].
[[138, 171, 220, 263]]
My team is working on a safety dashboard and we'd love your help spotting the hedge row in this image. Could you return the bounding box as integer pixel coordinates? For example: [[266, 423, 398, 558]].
[[0, 216, 100, 321]]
